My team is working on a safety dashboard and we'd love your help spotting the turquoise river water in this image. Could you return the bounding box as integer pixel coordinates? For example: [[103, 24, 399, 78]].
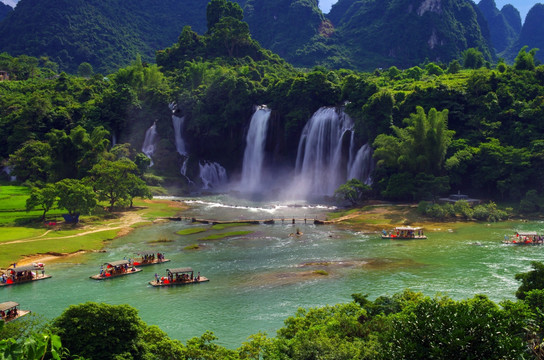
[[2, 195, 544, 348]]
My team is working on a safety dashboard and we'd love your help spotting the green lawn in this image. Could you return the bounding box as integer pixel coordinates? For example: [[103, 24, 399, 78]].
[[0, 230, 119, 267], [0, 186, 188, 267], [176, 227, 209, 235]]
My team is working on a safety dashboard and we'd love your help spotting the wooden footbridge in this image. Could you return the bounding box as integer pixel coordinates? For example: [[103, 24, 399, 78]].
[[164, 217, 331, 225]]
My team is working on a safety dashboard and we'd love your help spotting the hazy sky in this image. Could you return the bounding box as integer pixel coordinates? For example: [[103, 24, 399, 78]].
[[318, 0, 541, 22]]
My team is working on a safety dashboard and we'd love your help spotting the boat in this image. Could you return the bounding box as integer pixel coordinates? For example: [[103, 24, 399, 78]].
[[0, 263, 51, 287], [381, 226, 427, 239], [503, 232, 544, 245], [0, 302, 30, 323], [149, 267, 209, 287], [90, 260, 142, 280], [131, 252, 170, 266]]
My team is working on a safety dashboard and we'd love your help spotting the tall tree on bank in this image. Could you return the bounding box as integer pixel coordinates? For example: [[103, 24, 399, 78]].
[[373, 107, 454, 200], [87, 159, 150, 211]]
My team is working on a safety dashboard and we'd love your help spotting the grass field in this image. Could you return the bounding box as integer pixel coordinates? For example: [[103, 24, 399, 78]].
[[0, 185, 187, 268]]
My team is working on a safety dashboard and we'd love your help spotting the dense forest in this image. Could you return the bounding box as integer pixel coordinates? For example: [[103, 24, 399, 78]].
[[1, 0, 543, 73]]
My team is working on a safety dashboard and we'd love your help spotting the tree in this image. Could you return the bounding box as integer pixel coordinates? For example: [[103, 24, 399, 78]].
[[462, 48, 485, 69], [206, 0, 243, 31], [26, 184, 58, 221], [88, 159, 149, 211], [55, 179, 97, 218], [8, 141, 52, 183], [514, 46, 539, 71], [385, 294, 527, 359], [515, 261, 544, 300], [77, 62, 93, 78], [334, 179, 372, 205], [52, 302, 146, 359]]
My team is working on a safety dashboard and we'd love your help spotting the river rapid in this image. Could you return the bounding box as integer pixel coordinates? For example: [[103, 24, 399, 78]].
[[3, 195, 544, 348]]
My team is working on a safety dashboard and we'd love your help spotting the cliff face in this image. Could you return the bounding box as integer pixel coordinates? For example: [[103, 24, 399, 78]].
[[513, 4, 544, 63], [327, 0, 495, 69], [0, 0, 502, 73], [0, 2, 12, 22], [478, 0, 521, 53]]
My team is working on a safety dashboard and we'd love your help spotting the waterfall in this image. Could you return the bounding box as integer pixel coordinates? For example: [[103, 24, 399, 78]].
[[199, 161, 228, 190], [295, 107, 354, 196], [347, 144, 374, 185], [172, 114, 187, 156], [142, 121, 158, 167], [240, 106, 271, 193]]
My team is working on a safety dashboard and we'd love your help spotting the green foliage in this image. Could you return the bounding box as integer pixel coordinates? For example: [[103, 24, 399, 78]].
[[515, 261, 544, 300], [26, 183, 58, 220], [55, 178, 97, 217], [462, 48, 485, 69], [385, 294, 527, 359], [0, 330, 68, 360], [77, 62, 93, 78], [87, 159, 148, 211], [373, 107, 454, 200], [52, 302, 146, 359], [334, 178, 372, 206], [514, 46, 538, 71]]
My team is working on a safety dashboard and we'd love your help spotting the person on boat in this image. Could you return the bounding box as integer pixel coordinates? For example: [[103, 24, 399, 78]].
[[197, 272, 200, 281]]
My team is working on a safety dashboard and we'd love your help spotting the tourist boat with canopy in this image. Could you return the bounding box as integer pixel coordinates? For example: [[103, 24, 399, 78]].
[[0, 263, 51, 287], [503, 231, 544, 245], [0, 302, 30, 322], [149, 267, 209, 287], [381, 226, 427, 239], [90, 260, 142, 280], [131, 252, 170, 266]]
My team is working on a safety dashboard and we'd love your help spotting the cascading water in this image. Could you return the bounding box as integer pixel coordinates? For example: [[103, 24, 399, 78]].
[[348, 144, 374, 185], [172, 113, 187, 156], [199, 161, 228, 190], [240, 106, 271, 193], [142, 121, 158, 167], [294, 107, 354, 196]]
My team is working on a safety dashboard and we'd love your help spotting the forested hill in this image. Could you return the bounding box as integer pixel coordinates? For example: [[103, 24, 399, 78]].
[[0, 0, 211, 73], [504, 4, 544, 64], [477, 0, 521, 54], [0, 0, 503, 73], [0, 2, 11, 22], [326, 0, 494, 70]]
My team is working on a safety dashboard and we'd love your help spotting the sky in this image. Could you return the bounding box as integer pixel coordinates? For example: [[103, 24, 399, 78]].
[[318, 0, 541, 23]]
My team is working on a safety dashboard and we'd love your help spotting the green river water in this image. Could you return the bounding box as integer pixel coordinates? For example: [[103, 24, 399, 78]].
[[2, 195, 544, 348]]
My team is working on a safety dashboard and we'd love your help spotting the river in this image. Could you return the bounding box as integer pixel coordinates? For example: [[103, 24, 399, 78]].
[[2, 195, 544, 348]]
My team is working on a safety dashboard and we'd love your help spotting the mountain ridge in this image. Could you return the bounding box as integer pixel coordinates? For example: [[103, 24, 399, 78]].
[[1, 0, 540, 73]]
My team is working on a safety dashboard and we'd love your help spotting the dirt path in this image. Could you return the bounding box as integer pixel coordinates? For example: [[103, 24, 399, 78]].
[[2, 212, 145, 246], [9, 211, 148, 266]]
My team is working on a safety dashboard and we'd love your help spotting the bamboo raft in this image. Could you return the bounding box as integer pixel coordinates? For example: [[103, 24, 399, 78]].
[[90, 260, 142, 280], [0, 264, 52, 287], [149, 267, 209, 287], [131, 252, 170, 267], [0, 302, 30, 323]]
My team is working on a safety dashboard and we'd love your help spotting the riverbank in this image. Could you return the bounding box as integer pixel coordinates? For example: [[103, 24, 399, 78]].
[[0, 198, 188, 268]]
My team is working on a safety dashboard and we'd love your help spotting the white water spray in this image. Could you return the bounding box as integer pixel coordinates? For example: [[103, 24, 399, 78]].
[[142, 121, 158, 167], [199, 161, 228, 190], [240, 106, 271, 193], [294, 107, 354, 196]]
